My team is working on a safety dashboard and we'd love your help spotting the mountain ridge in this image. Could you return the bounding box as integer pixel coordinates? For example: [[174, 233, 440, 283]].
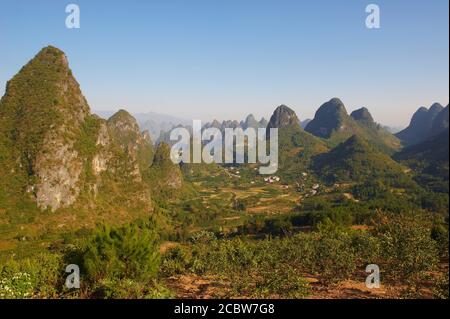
[[396, 103, 445, 146], [312, 134, 409, 184], [0, 47, 159, 218], [305, 98, 401, 154]]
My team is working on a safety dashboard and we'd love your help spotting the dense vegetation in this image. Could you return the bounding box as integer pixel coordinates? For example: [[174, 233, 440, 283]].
[[312, 135, 409, 184], [0, 211, 447, 299]]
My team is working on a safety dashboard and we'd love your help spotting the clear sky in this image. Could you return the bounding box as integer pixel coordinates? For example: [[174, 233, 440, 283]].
[[0, 0, 448, 126]]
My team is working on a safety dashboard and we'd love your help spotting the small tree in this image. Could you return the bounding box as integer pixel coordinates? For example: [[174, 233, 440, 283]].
[[81, 223, 160, 282]]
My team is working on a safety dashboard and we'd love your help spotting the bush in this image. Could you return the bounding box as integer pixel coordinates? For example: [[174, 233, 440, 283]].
[[311, 220, 357, 283], [431, 223, 449, 259], [190, 238, 256, 275], [350, 230, 381, 265], [252, 265, 310, 299], [432, 271, 449, 299], [0, 252, 63, 299], [280, 233, 316, 270], [0, 271, 33, 299], [90, 278, 173, 299], [81, 223, 160, 283], [161, 246, 192, 277], [230, 264, 310, 299], [375, 213, 439, 282]]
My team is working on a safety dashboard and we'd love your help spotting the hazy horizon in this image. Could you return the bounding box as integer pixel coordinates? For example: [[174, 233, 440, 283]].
[[1, 0, 448, 126], [92, 105, 410, 130]]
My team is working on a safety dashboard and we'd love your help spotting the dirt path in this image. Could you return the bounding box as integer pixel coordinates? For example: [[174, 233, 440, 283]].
[[165, 275, 230, 299], [165, 273, 404, 299]]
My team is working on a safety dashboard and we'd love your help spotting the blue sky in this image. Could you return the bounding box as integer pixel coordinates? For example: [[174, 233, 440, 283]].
[[0, 0, 448, 126]]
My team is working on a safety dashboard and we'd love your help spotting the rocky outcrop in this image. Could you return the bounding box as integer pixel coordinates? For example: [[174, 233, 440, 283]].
[[107, 109, 154, 181], [0, 46, 154, 212], [305, 98, 352, 138], [263, 104, 327, 176], [430, 105, 449, 137], [0, 46, 91, 211], [91, 121, 111, 176], [35, 139, 83, 210], [151, 142, 182, 189], [267, 105, 300, 129], [351, 107, 375, 125]]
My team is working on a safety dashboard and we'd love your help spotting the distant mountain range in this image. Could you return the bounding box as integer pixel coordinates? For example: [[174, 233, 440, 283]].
[[0, 45, 448, 220], [97, 100, 450, 156], [203, 114, 268, 132], [94, 111, 271, 145], [94, 110, 191, 142]]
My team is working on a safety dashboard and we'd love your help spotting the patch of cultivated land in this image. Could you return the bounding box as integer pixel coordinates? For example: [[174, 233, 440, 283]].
[[196, 179, 299, 210]]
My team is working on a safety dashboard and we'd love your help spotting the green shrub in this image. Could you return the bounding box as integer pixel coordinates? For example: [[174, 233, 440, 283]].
[[281, 233, 316, 270], [190, 238, 256, 275], [90, 278, 173, 299], [376, 214, 439, 282], [0, 271, 33, 299], [0, 252, 63, 299], [311, 220, 357, 283], [431, 223, 449, 259], [432, 271, 449, 299], [252, 265, 310, 299], [81, 223, 160, 282], [350, 230, 381, 264], [161, 246, 192, 277]]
